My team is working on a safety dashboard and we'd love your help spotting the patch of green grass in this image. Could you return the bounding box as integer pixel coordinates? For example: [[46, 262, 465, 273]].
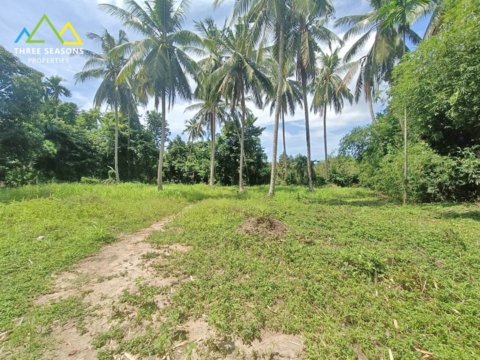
[[103, 309, 187, 359], [142, 251, 161, 260], [148, 186, 480, 359], [120, 283, 164, 322], [3, 297, 87, 359], [0, 183, 191, 331], [2, 184, 479, 359], [92, 326, 124, 349]]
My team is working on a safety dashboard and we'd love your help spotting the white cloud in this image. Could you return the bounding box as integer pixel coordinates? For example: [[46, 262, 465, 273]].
[[0, 0, 380, 162]]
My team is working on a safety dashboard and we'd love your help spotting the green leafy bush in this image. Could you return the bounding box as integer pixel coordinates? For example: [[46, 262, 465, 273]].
[[328, 157, 360, 187], [417, 147, 480, 202], [365, 143, 480, 202], [283, 154, 317, 186], [3, 161, 38, 187], [80, 177, 102, 184], [391, 0, 480, 154]]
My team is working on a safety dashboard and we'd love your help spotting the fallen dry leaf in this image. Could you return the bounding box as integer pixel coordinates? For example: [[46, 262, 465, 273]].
[[354, 344, 368, 360], [388, 348, 394, 360], [124, 352, 136, 360], [415, 347, 435, 359]]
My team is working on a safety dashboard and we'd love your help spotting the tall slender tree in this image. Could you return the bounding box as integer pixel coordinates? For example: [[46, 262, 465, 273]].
[[188, 18, 227, 186], [424, 0, 446, 37], [211, 19, 272, 193], [264, 57, 302, 182], [183, 117, 206, 142], [102, 0, 199, 190], [312, 48, 353, 177], [336, 0, 417, 123], [184, 97, 226, 186], [291, 0, 337, 191], [215, 0, 292, 196], [75, 30, 134, 182], [378, 0, 431, 204]]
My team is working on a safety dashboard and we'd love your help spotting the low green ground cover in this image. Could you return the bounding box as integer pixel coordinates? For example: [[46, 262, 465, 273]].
[[0, 183, 192, 329], [1, 184, 479, 359], [149, 186, 480, 359]]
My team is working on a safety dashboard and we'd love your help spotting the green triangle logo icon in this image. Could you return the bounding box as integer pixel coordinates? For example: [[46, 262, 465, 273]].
[[26, 14, 64, 44]]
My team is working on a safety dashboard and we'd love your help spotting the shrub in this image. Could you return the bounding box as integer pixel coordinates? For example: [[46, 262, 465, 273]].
[[80, 177, 102, 184], [3, 161, 38, 187], [328, 157, 360, 187], [417, 147, 480, 202], [365, 143, 480, 202]]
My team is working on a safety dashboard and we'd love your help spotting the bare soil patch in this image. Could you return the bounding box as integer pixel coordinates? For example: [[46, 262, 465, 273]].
[[173, 317, 303, 359], [34, 210, 302, 359], [38, 215, 189, 359]]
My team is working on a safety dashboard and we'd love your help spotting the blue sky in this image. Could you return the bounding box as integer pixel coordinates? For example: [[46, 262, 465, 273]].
[[0, 0, 428, 161]]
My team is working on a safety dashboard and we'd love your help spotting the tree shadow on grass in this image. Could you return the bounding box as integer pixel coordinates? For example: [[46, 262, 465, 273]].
[[438, 210, 480, 221], [0, 184, 246, 204], [302, 198, 392, 207], [0, 187, 55, 204], [163, 188, 247, 202]]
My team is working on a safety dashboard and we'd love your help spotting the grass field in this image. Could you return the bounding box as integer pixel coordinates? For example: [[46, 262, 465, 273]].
[[0, 183, 192, 329], [1, 184, 479, 359]]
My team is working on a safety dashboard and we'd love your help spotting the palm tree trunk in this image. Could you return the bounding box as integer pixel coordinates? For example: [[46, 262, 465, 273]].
[[281, 108, 288, 182], [157, 92, 166, 191], [367, 90, 376, 124], [402, 32, 408, 205], [127, 109, 131, 181], [268, 23, 285, 197], [323, 106, 329, 178], [301, 71, 314, 191], [239, 83, 246, 193], [403, 106, 408, 205], [209, 110, 216, 187], [114, 103, 120, 182]]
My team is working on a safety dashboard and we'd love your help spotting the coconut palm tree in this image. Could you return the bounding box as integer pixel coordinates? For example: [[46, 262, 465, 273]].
[[338, 0, 440, 124], [43, 76, 71, 119], [211, 19, 272, 193], [264, 57, 302, 182], [183, 117, 206, 142], [291, 0, 337, 191], [75, 30, 134, 182], [312, 48, 353, 178], [215, 0, 293, 196], [186, 18, 227, 186], [101, 0, 199, 190], [335, 0, 417, 123], [379, 0, 431, 44], [424, 0, 446, 37], [184, 95, 226, 186]]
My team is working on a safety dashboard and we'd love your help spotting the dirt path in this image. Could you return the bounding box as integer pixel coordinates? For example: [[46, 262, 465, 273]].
[[36, 213, 189, 359], [36, 210, 303, 360]]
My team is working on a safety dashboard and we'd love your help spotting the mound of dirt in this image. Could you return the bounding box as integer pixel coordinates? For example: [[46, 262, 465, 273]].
[[239, 217, 287, 238]]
